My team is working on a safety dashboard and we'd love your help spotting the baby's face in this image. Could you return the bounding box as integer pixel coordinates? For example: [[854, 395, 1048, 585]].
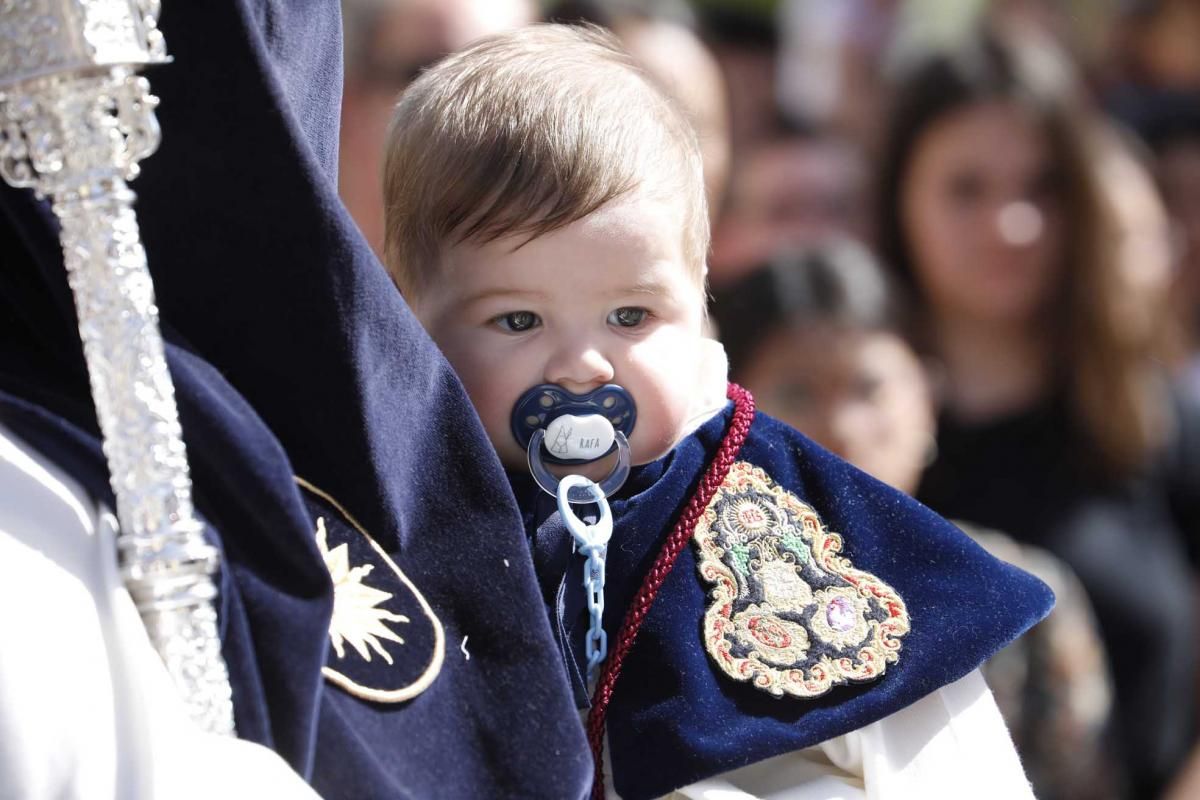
[[413, 193, 706, 469]]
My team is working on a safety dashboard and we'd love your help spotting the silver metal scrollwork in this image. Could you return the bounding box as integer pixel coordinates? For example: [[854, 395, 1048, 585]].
[[0, 0, 234, 735]]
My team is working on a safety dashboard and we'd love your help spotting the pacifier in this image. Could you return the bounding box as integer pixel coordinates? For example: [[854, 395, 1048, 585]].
[[510, 383, 636, 501], [513, 385, 635, 682]]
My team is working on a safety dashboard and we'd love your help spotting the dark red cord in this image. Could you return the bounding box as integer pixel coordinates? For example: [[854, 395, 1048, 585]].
[[585, 383, 755, 799]]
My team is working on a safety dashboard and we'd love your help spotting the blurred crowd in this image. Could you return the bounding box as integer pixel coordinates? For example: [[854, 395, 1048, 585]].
[[336, 1, 1200, 798]]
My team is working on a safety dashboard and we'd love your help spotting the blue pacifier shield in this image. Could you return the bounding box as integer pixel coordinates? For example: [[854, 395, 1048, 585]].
[[511, 383, 637, 465]]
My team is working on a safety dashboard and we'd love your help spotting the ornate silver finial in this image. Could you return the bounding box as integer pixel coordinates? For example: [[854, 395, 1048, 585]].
[[0, 0, 234, 735]]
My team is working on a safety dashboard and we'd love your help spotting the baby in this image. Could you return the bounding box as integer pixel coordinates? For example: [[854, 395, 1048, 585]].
[[383, 24, 724, 478], [384, 24, 1051, 800]]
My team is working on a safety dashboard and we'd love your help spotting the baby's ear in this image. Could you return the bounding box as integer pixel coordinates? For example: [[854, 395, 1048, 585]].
[[684, 339, 730, 425]]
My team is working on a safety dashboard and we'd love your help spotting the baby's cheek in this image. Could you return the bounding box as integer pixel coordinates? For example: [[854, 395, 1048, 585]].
[[440, 348, 521, 463], [627, 337, 705, 459], [636, 407, 682, 461]]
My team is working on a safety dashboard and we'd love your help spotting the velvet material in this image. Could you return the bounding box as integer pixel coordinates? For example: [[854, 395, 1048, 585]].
[[514, 404, 1055, 800], [0, 1, 591, 797]]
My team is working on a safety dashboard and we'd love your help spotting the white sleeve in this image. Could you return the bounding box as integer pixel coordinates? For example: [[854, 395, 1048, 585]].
[[660, 670, 1033, 800], [0, 424, 321, 800], [854, 669, 1034, 800]]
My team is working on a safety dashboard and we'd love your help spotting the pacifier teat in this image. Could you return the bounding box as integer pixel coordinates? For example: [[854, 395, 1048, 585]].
[[511, 383, 636, 501]]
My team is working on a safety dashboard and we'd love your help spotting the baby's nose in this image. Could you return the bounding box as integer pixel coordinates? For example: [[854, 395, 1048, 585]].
[[544, 344, 615, 394]]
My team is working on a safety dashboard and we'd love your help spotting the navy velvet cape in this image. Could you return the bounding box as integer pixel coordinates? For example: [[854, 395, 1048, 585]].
[[0, 1, 591, 797], [514, 403, 1055, 800]]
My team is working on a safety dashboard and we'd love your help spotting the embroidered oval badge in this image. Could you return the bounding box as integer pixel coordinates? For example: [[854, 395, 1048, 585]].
[[693, 462, 909, 698], [297, 478, 444, 703]]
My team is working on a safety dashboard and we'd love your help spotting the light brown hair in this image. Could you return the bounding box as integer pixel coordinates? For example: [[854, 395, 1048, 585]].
[[382, 23, 708, 299]]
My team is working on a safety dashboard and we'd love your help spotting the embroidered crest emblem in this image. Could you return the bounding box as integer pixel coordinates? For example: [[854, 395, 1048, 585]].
[[692, 462, 909, 698], [316, 518, 410, 664], [298, 478, 444, 703]]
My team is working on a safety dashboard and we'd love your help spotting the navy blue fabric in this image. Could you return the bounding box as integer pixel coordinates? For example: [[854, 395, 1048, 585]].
[[513, 404, 1055, 800], [0, 1, 591, 797]]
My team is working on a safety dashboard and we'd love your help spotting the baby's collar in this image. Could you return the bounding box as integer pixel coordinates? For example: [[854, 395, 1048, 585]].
[[674, 338, 730, 444]]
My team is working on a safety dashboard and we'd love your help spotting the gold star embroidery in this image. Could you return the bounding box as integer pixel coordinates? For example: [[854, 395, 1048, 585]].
[[316, 517, 410, 665]]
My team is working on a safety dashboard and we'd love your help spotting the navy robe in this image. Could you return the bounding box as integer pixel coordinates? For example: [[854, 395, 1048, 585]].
[[0, 1, 591, 797]]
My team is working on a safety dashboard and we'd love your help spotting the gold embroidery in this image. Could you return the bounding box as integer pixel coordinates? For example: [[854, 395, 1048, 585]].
[[298, 477, 445, 703], [316, 518, 410, 664], [693, 462, 910, 698]]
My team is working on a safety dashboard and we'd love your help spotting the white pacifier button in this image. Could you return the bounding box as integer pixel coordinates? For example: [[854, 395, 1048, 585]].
[[544, 414, 616, 461]]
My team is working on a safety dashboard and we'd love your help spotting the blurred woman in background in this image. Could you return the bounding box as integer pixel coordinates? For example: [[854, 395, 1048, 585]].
[[733, 240, 1116, 800], [876, 28, 1200, 798]]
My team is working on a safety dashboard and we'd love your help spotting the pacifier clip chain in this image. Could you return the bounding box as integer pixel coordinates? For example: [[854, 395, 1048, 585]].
[[514, 383, 636, 683], [556, 474, 614, 680]]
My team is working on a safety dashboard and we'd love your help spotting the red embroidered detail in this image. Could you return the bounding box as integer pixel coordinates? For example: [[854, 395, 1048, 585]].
[[585, 383, 755, 800]]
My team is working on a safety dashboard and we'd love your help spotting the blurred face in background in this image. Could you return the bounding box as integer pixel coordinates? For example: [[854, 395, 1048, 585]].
[[711, 137, 867, 287], [900, 100, 1065, 328], [339, 0, 534, 256], [616, 18, 730, 223], [1122, 0, 1200, 89], [741, 323, 935, 495]]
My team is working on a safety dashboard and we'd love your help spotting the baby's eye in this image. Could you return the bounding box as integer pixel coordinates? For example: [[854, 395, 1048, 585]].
[[494, 311, 541, 333], [607, 307, 648, 328]]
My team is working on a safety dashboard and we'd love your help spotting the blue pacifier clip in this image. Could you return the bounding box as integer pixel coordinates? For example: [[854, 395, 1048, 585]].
[[556, 475, 613, 681], [513, 383, 637, 680]]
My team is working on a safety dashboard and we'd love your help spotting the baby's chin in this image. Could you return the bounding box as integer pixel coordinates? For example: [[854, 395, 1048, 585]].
[[493, 430, 676, 484], [548, 451, 619, 483], [498, 447, 618, 484], [628, 425, 682, 466]]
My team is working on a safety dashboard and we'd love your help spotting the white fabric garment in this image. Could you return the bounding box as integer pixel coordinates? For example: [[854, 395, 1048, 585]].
[[659, 670, 1033, 800], [0, 424, 320, 800]]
